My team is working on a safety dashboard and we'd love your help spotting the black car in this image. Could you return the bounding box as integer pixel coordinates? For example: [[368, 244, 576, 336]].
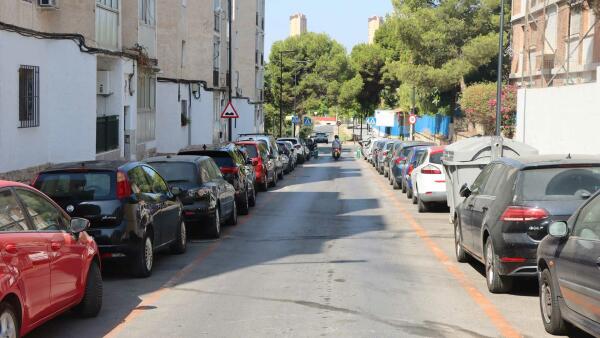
[[33, 161, 187, 278], [144, 155, 237, 239], [537, 193, 600, 336], [454, 155, 600, 293], [179, 144, 254, 215]]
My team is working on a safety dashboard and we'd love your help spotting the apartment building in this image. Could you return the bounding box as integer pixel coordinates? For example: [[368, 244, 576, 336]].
[[368, 16, 383, 44], [290, 13, 307, 37]]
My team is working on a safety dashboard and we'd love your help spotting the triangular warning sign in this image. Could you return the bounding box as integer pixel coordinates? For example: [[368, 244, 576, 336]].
[[221, 101, 239, 119]]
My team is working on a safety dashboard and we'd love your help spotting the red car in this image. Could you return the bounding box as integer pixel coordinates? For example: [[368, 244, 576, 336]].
[[236, 141, 277, 191], [0, 181, 102, 337]]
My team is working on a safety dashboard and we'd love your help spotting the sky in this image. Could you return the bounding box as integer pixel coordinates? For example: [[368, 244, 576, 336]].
[[265, 0, 394, 60]]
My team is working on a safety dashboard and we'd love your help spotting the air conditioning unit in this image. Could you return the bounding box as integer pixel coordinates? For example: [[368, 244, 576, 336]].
[[97, 71, 112, 96], [39, 0, 58, 8]]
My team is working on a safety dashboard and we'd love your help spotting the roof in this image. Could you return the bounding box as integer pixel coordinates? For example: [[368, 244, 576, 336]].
[[443, 136, 538, 165], [179, 144, 234, 153], [497, 154, 600, 169], [144, 155, 207, 164], [0, 180, 30, 189], [43, 160, 129, 172]]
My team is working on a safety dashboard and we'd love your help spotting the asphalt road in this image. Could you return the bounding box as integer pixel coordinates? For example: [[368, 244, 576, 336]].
[[28, 145, 590, 338]]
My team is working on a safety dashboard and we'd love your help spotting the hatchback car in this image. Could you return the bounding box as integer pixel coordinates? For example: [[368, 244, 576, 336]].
[[236, 141, 276, 191], [376, 140, 394, 174], [454, 155, 600, 293], [278, 137, 307, 163], [179, 144, 254, 215], [402, 146, 430, 199], [537, 194, 600, 336], [0, 181, 102, 337], [33, 161, 187, 278], [281, 140, 298, 169], [277, 141, 294, 174], [410, 146, 447, 212], [144, 156, 238, 239]]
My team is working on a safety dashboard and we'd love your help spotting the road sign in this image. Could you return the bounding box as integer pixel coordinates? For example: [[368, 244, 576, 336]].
[[303, 117, 312, 126], [408, 114, 417, 125], [291, 116, 299, 124], [220, 101, 239, 119], [336, 121, 342, 126], [366, 117, 376, 125]]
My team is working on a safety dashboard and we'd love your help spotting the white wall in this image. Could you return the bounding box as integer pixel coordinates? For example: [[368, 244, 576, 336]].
[[515, 73, 600, 155], [0, 31, 97, 173], [155, 82, 214, 153]]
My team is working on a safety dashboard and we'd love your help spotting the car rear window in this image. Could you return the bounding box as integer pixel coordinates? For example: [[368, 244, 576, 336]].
[[430, 152, 443, 164], [280, 138, 298, 145], [244, 145, 259, 158], [35, 171, 116, 201], [147, 162, 197, 184], [519, 166, 600, 201]]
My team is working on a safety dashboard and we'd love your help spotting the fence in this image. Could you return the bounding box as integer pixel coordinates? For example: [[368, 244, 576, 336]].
[[372, 114, 450, 138]]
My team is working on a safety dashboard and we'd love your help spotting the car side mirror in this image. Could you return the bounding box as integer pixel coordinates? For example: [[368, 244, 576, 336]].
[[70, 218, 90, 234], [171, 186, 182, 196], [459, 183, 472, 198], [548, 221, 569, 238]]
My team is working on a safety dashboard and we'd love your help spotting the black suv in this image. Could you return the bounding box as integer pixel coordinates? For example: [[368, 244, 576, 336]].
[[145, 155, 238, 238], [454, 155, 600, 293], [179, 144, 254, 215], [33, 161, 187, 277]]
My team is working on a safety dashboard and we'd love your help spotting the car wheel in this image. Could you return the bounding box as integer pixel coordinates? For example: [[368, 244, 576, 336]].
[[249, 186, 256, 207], [132, 234, 153, 278], [261, 175, 269, 191], [0, 301, 19, 338], [384, 169, 389, 178], [454, 219, 469, 263], [485, 238, 513, 293], [239, 189, 250, 215], [540, 268, 568, 335], [392, 177, 400, 190], [169, 220, 187, 254], [208, 207, 222, 237], [417, 195, 428, 212], [278, 169, 284, 180], [412, 191, 418, 205], [73, 261, 103, 318], [401, 180, 407, 193], [227, 200, 238, 226], [407, 187, 413, 199]]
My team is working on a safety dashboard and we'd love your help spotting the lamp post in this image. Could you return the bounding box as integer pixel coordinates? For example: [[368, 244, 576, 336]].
[[495, 0, 505, 136], [279, 50, 295, 137]]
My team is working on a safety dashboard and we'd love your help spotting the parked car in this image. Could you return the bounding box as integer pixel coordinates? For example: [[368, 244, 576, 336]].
[[454, 155, 600, 293], [237, 134, 284, 178], [144, 155, 238, 239], [33, 161, 187, 278], [0, 181, 103, 336], [277, 141, 295, 174], [382, 140, 402, 178], [410, 146, 447, 212], [236, 146, 259, 202], [281, 140, 298, 169], [537, 193, 600, 336], [314, 132, 328, 144], [279, 137, 307, 163], [376, 140, 395, 175], [301, 138, 312, 161], [236, 141, 277, 191], [179, 144, 254, 215], [402, 146, 430, 199], [389, 141, 435, 190], [371, 140, 387, 168]]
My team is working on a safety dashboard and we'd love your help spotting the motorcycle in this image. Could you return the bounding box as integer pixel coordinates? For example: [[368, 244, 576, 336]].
[[332, 147, 341, 161]]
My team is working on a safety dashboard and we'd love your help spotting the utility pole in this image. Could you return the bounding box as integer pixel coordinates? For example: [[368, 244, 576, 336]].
[[411, 86, 416, 141], [495, 0, 505, 136], [227, 0, 233, 141]]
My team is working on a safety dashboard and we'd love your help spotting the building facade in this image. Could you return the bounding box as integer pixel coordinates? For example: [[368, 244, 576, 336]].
[[290, 13, 307, 37], [368, 16, 383, 44], [0, 0, 265, 177]]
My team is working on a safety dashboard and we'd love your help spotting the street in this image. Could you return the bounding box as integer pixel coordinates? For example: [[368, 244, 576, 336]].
[[26, 146, 569, 338]]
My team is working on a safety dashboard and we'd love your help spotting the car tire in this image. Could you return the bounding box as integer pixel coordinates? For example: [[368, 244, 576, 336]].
[[454, 219, 469, 263], [278, 169, 284, 180], [412, 191, 418, 205], [239, 189, 250, 215], [407, 187, 413, 199], [207, 207, 222, 238], [540, 268, 568, 335], [227, 200, 238, 226], [132, 233, 153, 278], [0, 301, 20, 338], [169, 220, 187, 254], [249, 186, 256, 207], [74, 261, 103, 318], [417, 195, 428, 212], [485, 238, 513, 293], [384, 169, 389, 178], [402, 180, 407, 193], [392, 177, 400, 190]]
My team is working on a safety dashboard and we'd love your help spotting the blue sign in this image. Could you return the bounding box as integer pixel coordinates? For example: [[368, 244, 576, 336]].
[[366, 117, 376, 125], [303, 117, 312, 126], [291, 116, 299, 124]]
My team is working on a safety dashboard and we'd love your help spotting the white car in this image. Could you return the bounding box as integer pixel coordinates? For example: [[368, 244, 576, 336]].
[[410, 146, 447, 213]]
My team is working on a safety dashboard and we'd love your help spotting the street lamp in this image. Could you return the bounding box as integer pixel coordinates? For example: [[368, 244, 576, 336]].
[[279, 50, 295, 137], [495, 0, 506, 136]]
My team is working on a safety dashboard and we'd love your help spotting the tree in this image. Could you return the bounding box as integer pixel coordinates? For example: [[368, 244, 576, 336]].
[[459, 82, 516, 135]]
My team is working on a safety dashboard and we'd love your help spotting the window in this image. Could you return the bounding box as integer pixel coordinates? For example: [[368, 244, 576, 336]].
[[16, 189, 68, 231], [214, 0, 221, 32], [181, 99, 189, 126], [128, 166, 152, 194], [200, 162, 212, 182], [97, 0, 119, 10], [137, 72, 156, 142], [34, 171, 116, 201], [139, 0, 156, 26], [519, 167, 600, 201], [19, 65, 39, 128], [207, 160, 224, 179], [0, 189, 28, 232], [574, 196, 600, 240], [143, 166, 169, 194], [213, 37, 221, 71], [482, 164, 509, 196], [471, 164, 495, 195], [149, 162, 198, 184]]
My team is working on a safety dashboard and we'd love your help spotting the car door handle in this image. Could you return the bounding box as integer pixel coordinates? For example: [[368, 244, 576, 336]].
[[51, 242, 62, 251], [4, 244, 17, 254]]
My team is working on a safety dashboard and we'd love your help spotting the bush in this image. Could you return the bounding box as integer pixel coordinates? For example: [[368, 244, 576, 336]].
[[459, 82, 516, 136]]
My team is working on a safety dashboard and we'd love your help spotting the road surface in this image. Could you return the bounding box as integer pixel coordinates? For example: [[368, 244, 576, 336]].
[[29, 145, 590, 338]]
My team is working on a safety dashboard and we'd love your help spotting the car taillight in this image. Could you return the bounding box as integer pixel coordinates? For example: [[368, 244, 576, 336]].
[[407, 164, 414, 175], [383, 151, 388, 156], [394, 157, 406, 165], [220, 167, 239, 174], [30, 174, 40, 187], [421, 165, 442, 175], [500, 206, 549, 222], [116, 170, 132, 199]]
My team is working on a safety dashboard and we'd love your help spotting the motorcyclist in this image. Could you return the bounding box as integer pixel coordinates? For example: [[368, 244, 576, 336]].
[[332, 135, 341, 156]]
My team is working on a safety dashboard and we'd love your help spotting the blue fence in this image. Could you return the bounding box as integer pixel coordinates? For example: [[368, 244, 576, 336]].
[[372, 114, 450, 138]]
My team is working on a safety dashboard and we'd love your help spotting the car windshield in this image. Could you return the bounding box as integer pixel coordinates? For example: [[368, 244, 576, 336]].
[[519, 166, 600, 201], [244, 146, 259, 158], [35, 171, 115, 201], [147, 162, 197, 184]]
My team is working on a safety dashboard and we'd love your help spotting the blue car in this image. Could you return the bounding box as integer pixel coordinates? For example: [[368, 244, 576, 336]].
[[402, 146, 430, 199]]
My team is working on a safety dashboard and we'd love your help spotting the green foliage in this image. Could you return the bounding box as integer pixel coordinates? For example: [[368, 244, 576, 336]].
[[459, 82, 516, 135]]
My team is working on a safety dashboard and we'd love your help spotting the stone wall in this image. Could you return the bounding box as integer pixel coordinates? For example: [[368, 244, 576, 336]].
[[0, 164, 51, 183]]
